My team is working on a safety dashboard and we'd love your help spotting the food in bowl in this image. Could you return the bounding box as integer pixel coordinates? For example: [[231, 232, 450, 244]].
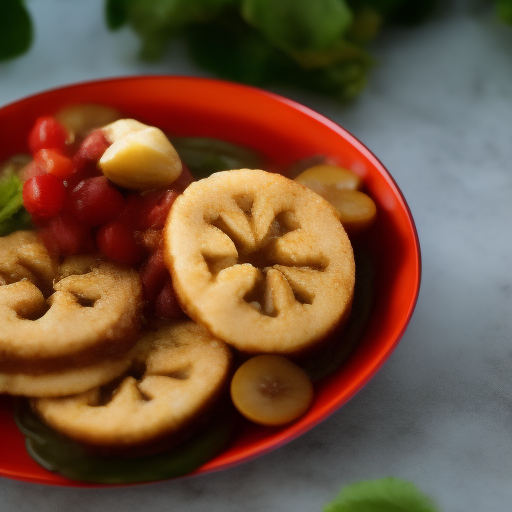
[[0, 101, 382, 484]]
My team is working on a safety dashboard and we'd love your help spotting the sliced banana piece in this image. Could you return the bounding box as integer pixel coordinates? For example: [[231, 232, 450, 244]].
[[164, 169, 355, 355], [99, 119, 182, 190], [0, 261, 142, 373], [32, 321, 232, 452], [0, 231, 59, 296], [55, 104, 121, 142]]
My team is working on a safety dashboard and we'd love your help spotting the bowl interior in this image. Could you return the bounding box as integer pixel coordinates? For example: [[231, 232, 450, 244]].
[[0, 76, 420, 486]]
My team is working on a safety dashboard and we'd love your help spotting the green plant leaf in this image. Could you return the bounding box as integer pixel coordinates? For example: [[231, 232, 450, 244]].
[[185, 13, 371, 100], [242, 0, 353, 53], [323, 478, 440, 512], [125, 0, 237, 60], [0, 0, 33, 61], [106, 0, 128, 30], [185, 13, 293, 85], [0, 174, 31, 236], [497, 0, 512, 24]]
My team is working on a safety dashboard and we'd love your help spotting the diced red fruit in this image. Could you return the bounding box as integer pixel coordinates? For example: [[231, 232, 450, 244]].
[[69, 176, 125, 226], [172, 163, 194, 192], [72, 129, 110, 172], [34, 149, 75, 180], [119, 189, 179, 231], [96, 221, 145, 265], [38, 214, 91, 255], [64, 164, 102, 191], [140, 248, 168, 303], [28, 116, 68, 154], [117, 193, 147, 231], [22, 174, 66, 219], [154, 277, 184, 319], [145, 190, 179, 229]]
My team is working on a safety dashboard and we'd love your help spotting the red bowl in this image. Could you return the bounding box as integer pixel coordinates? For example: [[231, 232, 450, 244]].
[[0, 76, 421, 486]]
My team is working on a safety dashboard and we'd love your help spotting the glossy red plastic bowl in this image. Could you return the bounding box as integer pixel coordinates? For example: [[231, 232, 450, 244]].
[[0, 76, 421, 486]]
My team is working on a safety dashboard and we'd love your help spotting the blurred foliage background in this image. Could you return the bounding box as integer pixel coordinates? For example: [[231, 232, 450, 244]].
[[0, 0, 511, 101]]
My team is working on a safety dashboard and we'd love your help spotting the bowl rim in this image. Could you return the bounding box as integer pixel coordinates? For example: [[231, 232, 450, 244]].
[[0, 75, 421, 486]]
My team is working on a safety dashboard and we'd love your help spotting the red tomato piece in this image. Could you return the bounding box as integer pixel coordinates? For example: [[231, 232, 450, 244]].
[[139, 248, 168, 303], [22, 174, 66, 219], [34, 149, 75, 180], [73, 129, 110, 172], [96, 221, 145, 265], [172, 163, 195, 192], [69, 176, 125, 226], [154, 277, 184, 319], [38, 214, 91, 256], [28, 116, 68, 154], [145, 190, 179, 229], [117, 193, 148, 231]]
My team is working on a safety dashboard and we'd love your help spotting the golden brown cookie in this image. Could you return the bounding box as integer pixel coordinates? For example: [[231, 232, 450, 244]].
[[164, 169, 355, 355], [0, 261, 142, 373], [0, 355, 133, 397], [32, 321, 232, 452], [0, 231, 58, 296]]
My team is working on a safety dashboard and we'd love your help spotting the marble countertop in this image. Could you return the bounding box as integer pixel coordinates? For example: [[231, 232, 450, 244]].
[[1, 2, 511, 511]]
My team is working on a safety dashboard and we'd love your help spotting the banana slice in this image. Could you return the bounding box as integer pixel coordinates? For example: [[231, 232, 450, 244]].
[[55, 104, 122, 142], [32, 321, 232, 452], [0, 231, 59, 296], [0, 260, 142, 373], [99, 119, 182, 190], [164, 169, 355, 355]]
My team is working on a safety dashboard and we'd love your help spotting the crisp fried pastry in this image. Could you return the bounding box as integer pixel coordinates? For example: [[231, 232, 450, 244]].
[[32, 321, 232, 451], [164, 169, 355, 354], [0, 261, 142, 372], [0, 231, 58, 296], [0, 355, 132, 397]]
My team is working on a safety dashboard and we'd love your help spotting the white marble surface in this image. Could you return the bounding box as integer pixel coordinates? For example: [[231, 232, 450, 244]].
[[1, 1, 511, 511]]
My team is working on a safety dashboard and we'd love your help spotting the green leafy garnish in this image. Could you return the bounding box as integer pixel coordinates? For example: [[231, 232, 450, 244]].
[[15, 398, 237, 484], [171, 136, 263, 179], [241, 0, 353, 55], [105, 0, 128, 30], [0, 174, 31, 236], [103, 0, 438, 100], [122, 0, 237, 60], [497, 0, 512, 24], [324, 478, 440, 512], [0, 0, 33, 62]]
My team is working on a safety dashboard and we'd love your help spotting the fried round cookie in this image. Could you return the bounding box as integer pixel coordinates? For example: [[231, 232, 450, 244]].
[[0, 261, 142, 372], [0, 355, 132, 397], [32, 322, 232, 452], [0, 231, 58, 296], [164, 169, 355, 354]]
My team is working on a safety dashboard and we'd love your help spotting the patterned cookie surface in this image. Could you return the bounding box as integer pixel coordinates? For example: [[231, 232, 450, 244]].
[[164, 169, 355, 354]]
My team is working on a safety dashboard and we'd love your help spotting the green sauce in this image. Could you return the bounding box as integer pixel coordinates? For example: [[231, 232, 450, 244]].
[[301, 247, 376, 382], [14, 400, 236, 484]]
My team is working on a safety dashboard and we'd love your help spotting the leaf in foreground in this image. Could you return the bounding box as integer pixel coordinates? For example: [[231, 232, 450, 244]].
[[0, 0, 33, 61], [323, 478, 440, 512]]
